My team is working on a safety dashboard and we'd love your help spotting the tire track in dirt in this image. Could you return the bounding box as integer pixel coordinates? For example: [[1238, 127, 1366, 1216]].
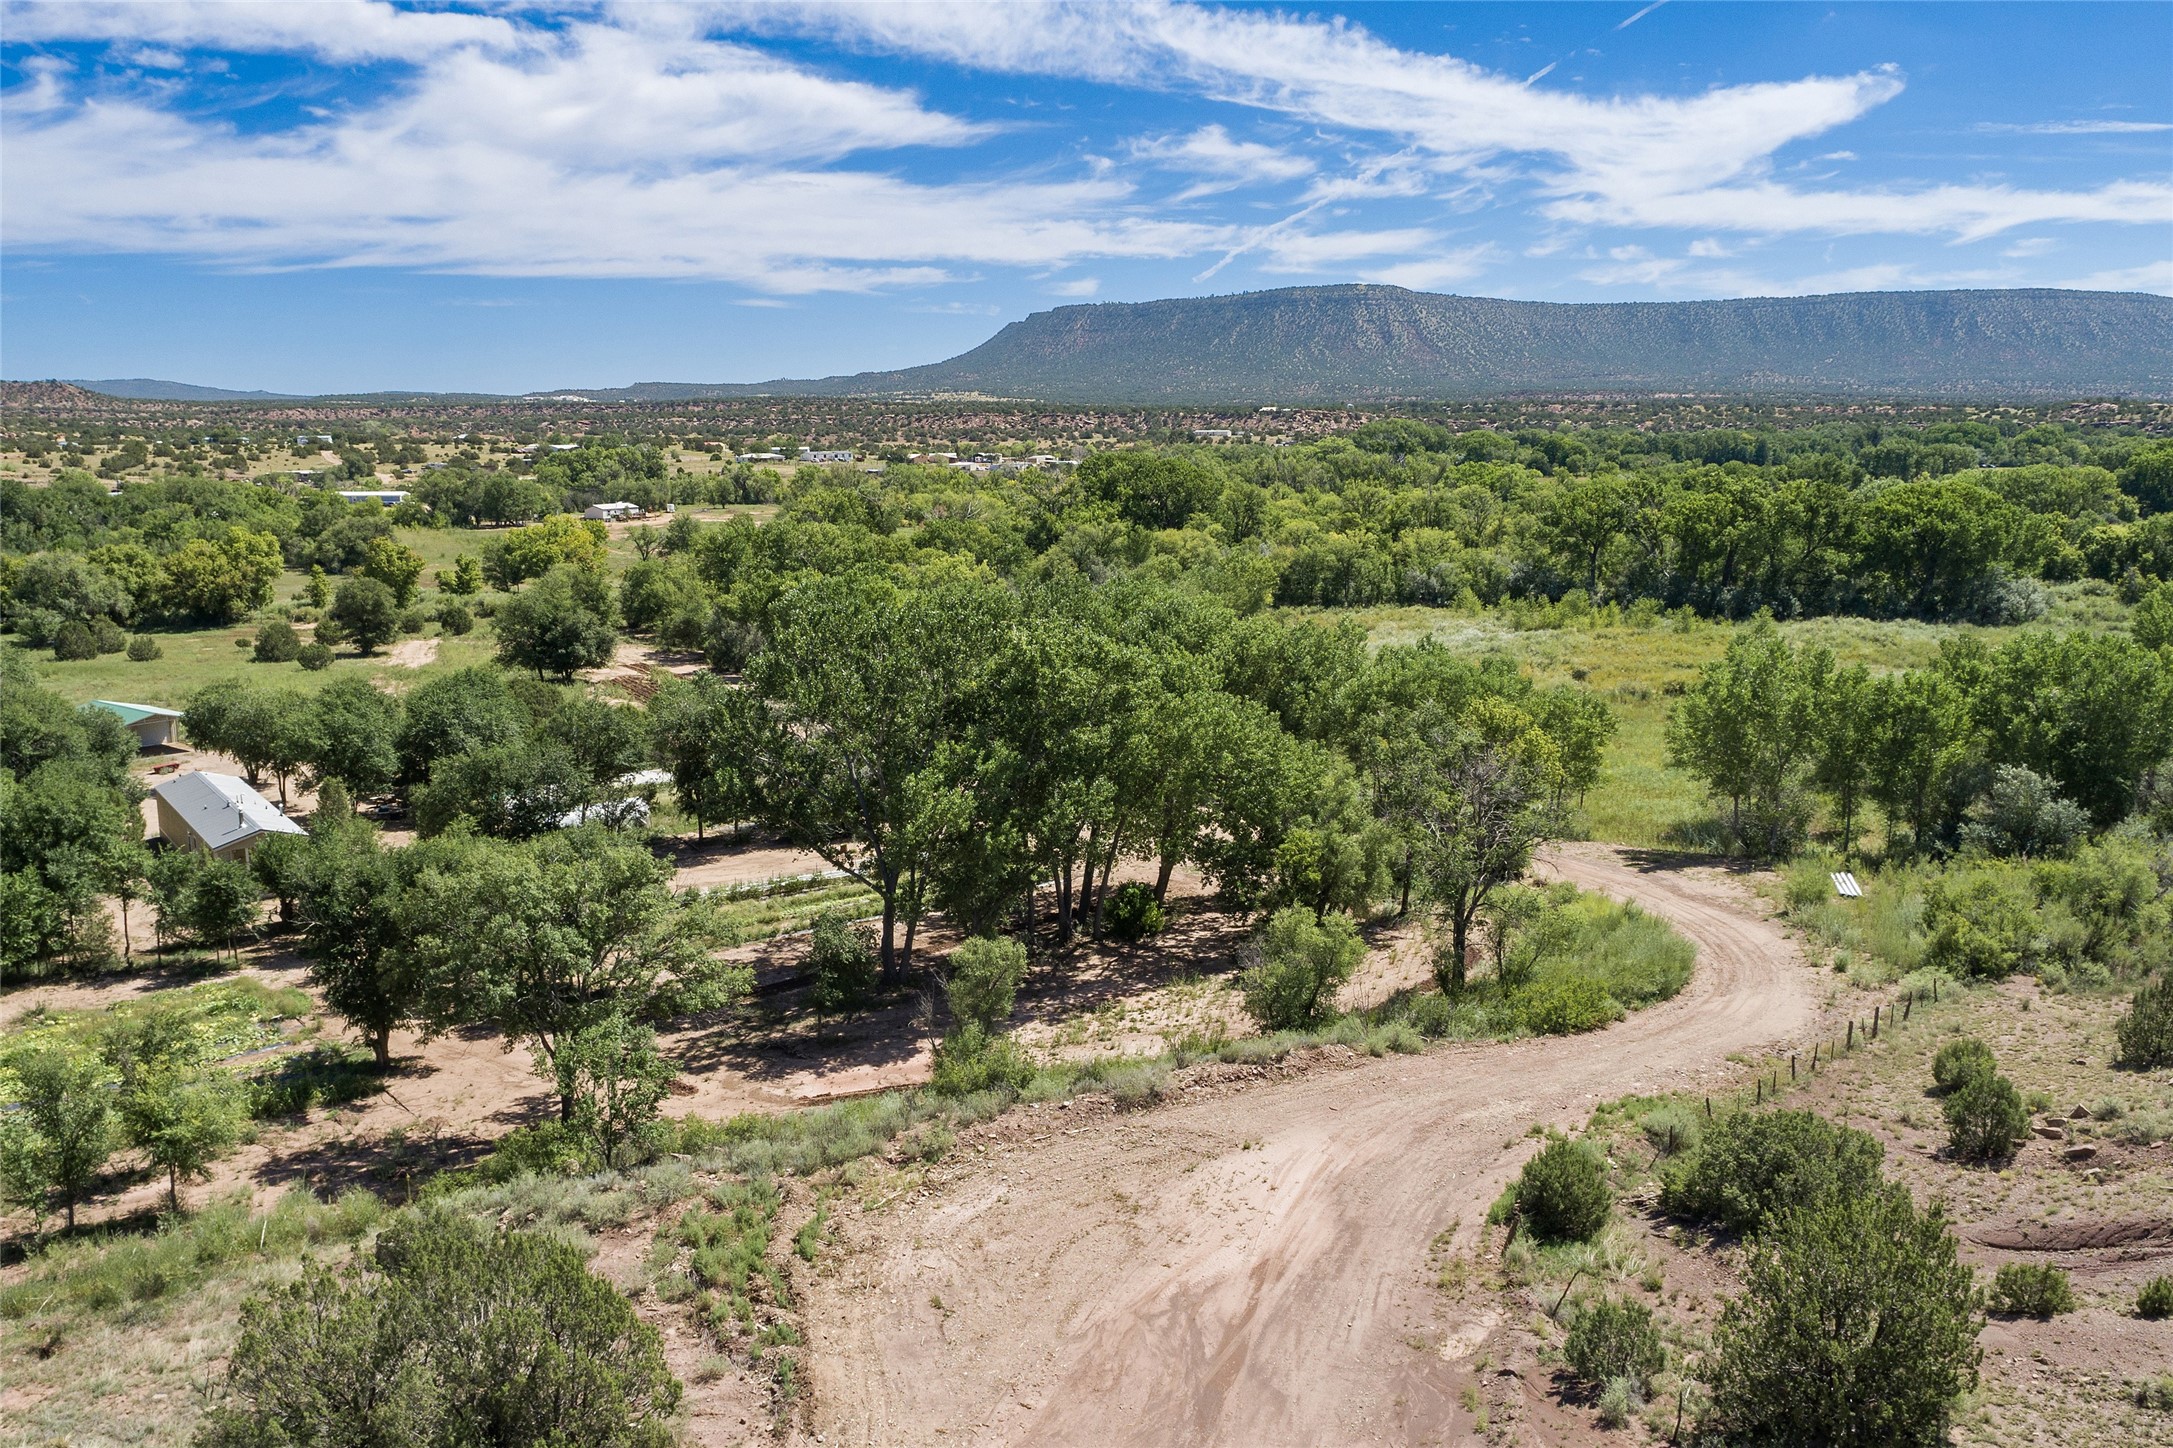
[[807, 845, 1818, 1447]]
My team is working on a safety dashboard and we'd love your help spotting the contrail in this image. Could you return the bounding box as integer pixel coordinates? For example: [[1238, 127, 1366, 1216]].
[[1617, 0, 1669, 30]]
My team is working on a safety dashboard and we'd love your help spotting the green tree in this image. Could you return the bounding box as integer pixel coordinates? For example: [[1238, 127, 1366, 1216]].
[[403, 829, 745, 1121], [158, 530, 283, 622], [440, 553, 484, 596], [1702, 1182, 1984, 1447], [310, 675, 402, 799], [492, 563, 619, 681], [396, 665, 530, 786], [1506, 1133, 1612, 1244], [359, 535, 426, 605], [1666, 621, 1819, 854], [0, 1046, 116, 1230], [739, 571, 1007, 976], [304, 565, 330, 608], [199, 1210, 680, 1448], [288, 816, 416, 1067], [646, 673, 745, 841], [1943, 1073, 2029, 1165], [945, 935, 1027, 1033], [330, 575, 400, 655], [1238, 905, 1362, 1029], [551, 1014, 679, 1166], [252, 619, 301, 663], [184, 856, 260, 958], [1389, 710, 1556, 993], [480, 513, 610, 589], [118, 1060, 249, 1211], [2134, 580, 2173, 651]]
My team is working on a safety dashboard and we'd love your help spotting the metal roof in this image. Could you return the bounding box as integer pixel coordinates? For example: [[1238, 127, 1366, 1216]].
[[90, 699, 184, 727], [151, 772, 306, 851]]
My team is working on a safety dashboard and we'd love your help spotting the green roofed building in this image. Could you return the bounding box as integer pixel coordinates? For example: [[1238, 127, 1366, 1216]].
[[90, 699, 183, 751]]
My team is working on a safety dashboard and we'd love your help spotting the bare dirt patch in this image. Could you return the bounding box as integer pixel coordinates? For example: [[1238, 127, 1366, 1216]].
[[381, 636, 438, 669]]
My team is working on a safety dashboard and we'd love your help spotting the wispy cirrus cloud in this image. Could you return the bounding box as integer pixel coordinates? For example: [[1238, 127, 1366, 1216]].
[[3, 0, 2168, 301], [1977, 119, 2172, 135]]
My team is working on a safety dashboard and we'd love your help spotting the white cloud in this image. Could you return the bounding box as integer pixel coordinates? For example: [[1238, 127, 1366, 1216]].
[[1978, 120, 2173, 135], [2003, 237, 2058, 258], [1359, 245, 1498, 291], [1048, 276, 1102, 296], [0, 5, 1236, 289], [1687, 237, 1732, 258], [771, 2, 2171, 243], [2058, 259, 2173, 294], [1131, 124, 1313, 192]]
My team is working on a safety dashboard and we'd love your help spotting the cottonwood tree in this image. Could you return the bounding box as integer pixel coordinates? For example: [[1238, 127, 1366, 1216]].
[[118, 1060, 249, 1211], [1388, 707, 1558, 994], [0, 1046, 115, 1230], [288, 815, 422, 1068], [1665, 620, 1822, 855], [492, 563, 619, 681], [739, 570, 1006, 976], [403, 828, 743, 1120], [330, 576, 400, 655]]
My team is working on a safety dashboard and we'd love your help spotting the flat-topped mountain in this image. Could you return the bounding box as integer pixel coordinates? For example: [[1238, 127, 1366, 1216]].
[[605, 285, 2173, 403]]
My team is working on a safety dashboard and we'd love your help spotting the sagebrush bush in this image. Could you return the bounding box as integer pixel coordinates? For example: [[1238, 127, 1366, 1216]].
[[1659, 1109, 1883, 1236], [1102, 881, 1167, 942], [1931, 1036, 1997, 1094], [1564, 1296, 1665, 1391], [2116, 976, 2173, 1069], [1944, 1074, 2029, 1165], [1597, 1376, 1643, 1430], [1511, 1134, 1611, 1243], [2137, 1275, 2173, 1320], [1990, 1262, 2074, 1319]]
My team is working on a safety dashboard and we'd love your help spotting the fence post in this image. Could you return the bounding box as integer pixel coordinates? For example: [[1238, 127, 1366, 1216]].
[[1705, 1096, 1713, 1119], [1790, 1053, 1798, 1082], [1903, 992, 1912, 1022], [1846, 1019, 1855, 1050], [1756, 1077, 1764, 1105]]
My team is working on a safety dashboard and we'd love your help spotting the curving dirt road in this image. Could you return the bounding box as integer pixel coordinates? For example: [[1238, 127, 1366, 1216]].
[[807, 845, 1818, 1447]]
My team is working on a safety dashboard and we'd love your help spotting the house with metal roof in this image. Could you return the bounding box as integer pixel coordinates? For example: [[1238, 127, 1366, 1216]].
[[150, 772, 306, 861], [90, 699, 184, 751]]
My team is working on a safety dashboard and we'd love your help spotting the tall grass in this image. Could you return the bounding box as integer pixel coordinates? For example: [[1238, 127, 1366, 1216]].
[[0, 1188, 386, 1326]]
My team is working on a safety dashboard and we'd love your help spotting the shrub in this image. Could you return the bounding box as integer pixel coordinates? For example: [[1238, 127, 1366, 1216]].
[[806, 910, 879, 1017], [1637, 1104, 1701, 1158], [1659, 1109, 1883, 1236], [252, 619, 302, 663], [946, 935, 1027, 1033], [1511, 976, 1621, 1035], [197, 1209, 679, 1447], [1564, 1296, 1666, 1392], [398, 606, 427, 635], [436, 599, 474, 636], [296, 641, 334, 671], [1932, 1037, 1997, 1094], [1990, 1262, 2075, 1319], [1597, 1377, 1643, 1430], [1239, 907, 1362, 1030], [49, 619, 97, 660], [2137, 1275, 2173, 1320], [928, 1023, 1035, 1098], [1702, 1183, 1984, 1447], [92, 616, 127, 654], [125, 634, 162, 662], [1102, 881, 1167, 942], [2116, 976, 2173, 1069], [1510, 1134, 1611, 1243], [1924, 864, 2037, 979], [1943, 1074, 2029, 1165]]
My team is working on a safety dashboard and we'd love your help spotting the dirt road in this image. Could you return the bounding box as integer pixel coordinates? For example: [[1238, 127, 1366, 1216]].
[[806, 845, 1819, 1447]]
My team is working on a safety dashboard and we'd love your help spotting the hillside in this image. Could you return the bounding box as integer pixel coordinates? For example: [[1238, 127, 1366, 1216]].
[[604, 286, 2173, 404]]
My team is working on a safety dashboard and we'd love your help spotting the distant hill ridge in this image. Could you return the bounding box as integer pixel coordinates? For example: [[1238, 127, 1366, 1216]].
[[27, 286, 2173, 404], [626, 286, 2170, 403]]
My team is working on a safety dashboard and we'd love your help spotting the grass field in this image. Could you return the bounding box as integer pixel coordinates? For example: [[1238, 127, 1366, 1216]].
[[1332, 580, 2134, 847]]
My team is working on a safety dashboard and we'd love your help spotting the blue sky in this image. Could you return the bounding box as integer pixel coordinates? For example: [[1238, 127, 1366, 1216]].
[[3, 1, 2169, 394]]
